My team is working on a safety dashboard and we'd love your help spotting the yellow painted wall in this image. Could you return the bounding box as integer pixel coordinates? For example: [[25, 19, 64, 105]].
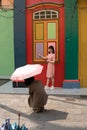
[[78, 0, 87, 87]]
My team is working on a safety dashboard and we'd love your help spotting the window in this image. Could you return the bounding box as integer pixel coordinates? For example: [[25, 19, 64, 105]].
[[33, 10, 58, 20], [33, 10, 59, 63]]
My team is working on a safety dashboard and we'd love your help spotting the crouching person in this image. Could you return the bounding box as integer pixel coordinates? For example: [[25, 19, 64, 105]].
[[24, 77, 48, 113]]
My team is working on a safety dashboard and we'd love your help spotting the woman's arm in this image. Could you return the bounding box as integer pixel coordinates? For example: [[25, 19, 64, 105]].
[[38, 54, 47, 60], [47, 60, 55, 64]]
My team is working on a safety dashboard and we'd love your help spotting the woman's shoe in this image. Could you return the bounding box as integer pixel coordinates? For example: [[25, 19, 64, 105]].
[[50, 86, 55, 90], [35, 107, 44, 113], [32, 108, 36, 112], [44, 85, 49, 89]]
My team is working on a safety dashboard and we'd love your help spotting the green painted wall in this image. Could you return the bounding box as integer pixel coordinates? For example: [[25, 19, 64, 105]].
[[65, 0, 78, 79], [0, 10, 14, 77]]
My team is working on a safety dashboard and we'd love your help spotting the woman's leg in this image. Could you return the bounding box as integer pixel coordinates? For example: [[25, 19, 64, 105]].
[[50, 77, 55, 89], [52, 77, 54, 86], [46, 78, 50, 86], [45, 78, 50, 89]]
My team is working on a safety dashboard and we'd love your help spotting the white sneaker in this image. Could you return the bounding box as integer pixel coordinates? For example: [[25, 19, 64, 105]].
[[44, 85, 49, 89], [50, 86, 55, 90]]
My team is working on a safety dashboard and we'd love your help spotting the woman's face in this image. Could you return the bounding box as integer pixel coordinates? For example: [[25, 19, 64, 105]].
[[48, 48, 52, 54]]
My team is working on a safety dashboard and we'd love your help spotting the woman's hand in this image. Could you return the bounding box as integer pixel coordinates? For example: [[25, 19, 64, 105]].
[[38, 53, 42, 58], [47, 60, 49, 63], [38, 54, 47, 60], [47, 59, 55, 63]]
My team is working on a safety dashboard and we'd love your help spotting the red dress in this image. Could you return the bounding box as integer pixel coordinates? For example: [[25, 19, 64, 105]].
[[46, 53, 55, 78]]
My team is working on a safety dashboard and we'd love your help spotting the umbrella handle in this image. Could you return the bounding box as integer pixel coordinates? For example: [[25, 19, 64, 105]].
[[18, 111, 20, 127]]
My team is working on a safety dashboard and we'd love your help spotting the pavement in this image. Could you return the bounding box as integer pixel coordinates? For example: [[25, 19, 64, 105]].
[[0, 81, 87, 95], [0, 81, 87, 129], [0, 94, 87, 130]]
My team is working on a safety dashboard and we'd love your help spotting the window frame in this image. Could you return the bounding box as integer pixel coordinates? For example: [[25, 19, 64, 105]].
[[33, 10, 58, 20]]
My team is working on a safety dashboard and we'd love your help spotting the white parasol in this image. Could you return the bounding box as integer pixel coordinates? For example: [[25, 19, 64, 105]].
[[10, 64, 43, 82]]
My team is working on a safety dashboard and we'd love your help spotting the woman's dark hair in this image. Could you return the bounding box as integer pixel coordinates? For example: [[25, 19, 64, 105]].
[[24, 77, 34, 86], [48, 46, 55, 53]]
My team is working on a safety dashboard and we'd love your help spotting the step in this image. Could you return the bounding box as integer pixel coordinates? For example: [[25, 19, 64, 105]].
[[63, 80, 80, 89]]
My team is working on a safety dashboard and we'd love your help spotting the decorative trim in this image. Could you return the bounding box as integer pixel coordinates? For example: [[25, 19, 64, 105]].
[[26, 3, 64, 10]]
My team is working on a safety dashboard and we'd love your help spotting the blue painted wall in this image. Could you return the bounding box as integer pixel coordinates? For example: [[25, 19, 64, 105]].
[[14, 0, 26, 68]]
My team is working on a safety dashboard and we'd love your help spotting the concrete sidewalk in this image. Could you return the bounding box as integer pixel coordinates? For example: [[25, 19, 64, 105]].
[[0, 94, 87, 130], [0, 81, 87, 95]]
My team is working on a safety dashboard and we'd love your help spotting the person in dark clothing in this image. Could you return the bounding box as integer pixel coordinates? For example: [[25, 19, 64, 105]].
[[25, 77, 48, 113]]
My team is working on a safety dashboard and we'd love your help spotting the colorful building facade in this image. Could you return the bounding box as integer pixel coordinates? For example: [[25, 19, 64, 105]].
[[0, 0, 87, 88]]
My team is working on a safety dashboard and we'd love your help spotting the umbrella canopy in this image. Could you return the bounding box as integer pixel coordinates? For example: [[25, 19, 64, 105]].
[[10, 64, 43, 82]]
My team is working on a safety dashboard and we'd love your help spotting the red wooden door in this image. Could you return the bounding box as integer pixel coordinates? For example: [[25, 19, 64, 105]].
[[26, 5, 65, 87]]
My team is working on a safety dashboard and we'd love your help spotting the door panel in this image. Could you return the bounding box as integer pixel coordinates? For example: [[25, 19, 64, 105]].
[[35, 23, 44, 40], [48, 23, 56, 39], [33, 20, 58, 63]]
